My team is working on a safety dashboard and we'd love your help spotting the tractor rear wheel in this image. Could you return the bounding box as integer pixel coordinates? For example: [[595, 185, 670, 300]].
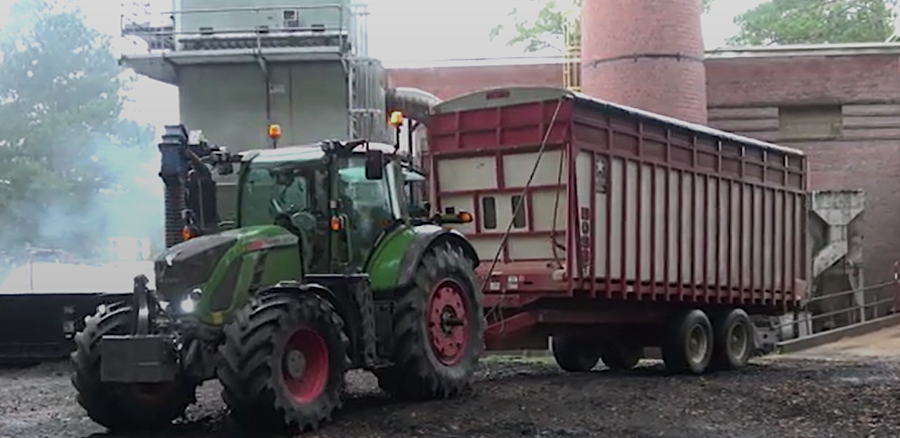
[[70, 302, 197, 432], [375, 243, 484, 401], [217, 292, 349, 433]]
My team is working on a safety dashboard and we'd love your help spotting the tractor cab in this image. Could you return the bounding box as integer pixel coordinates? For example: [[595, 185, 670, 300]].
[[232, 139, 425, 274]]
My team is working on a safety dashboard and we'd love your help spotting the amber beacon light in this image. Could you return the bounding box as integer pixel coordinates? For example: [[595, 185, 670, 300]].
[[267, 123, 282, 139]]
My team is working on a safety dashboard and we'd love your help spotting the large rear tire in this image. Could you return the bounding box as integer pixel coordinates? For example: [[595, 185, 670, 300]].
[[709, 308, 753, 371], [218, 293, 349, 433], [551, 335, 601, 372], [70, 302, 197, 432], [661, 309, 714, 374], [375, 243, 484, 401], [600, 342, 642, 371]]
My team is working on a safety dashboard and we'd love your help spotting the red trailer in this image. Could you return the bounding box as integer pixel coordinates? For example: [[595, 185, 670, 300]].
[[426, 86, 808, 374]]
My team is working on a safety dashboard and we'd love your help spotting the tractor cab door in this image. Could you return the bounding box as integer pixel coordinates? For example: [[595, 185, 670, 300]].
[[333, 155, 400, 272]]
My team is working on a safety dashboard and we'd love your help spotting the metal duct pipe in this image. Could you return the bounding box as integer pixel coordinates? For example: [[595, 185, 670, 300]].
[[385, 87, 442, 124]]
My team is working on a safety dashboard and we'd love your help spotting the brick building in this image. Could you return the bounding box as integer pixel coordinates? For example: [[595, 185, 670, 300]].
[[387, 43, 900, 286]]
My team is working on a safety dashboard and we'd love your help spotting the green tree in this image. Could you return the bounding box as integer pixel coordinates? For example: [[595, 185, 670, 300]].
[[490, 0, 717, 53], [0, 0, 158, 258], [728, 0, 899, 45]]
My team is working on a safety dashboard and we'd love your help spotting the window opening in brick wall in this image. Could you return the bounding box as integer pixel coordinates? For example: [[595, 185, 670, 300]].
[[511, 195, 526, 229], [778, 104, 843, 140], [481, 196, 497, 230]]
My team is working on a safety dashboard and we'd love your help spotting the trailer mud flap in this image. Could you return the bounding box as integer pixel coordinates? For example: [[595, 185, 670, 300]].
[[0, 292, 131, 363], [100, 334, 178, 383]]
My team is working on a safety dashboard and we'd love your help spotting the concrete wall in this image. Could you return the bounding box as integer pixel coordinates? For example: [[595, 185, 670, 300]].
[[386, 51, 900, 286]]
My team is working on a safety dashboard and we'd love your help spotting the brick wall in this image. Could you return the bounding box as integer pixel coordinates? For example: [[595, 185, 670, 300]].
[[387, 52, 900, 284]]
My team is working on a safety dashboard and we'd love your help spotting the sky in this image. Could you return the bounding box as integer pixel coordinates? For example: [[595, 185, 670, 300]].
[[0, 0, 768, 132]]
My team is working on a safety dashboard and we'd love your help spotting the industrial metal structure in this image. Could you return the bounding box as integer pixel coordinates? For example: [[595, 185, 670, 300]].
[[119, 0, 438, 221]]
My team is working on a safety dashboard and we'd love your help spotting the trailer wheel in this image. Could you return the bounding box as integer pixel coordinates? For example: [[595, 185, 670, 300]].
[[374, 243, 484, 401], [551, 336, 601, 372], [70, 302, 197, 432], [218, 293, 349, 433], [662, 309, 714, 374], [710, 308, 753, 371], [600, 343, 642, 371]]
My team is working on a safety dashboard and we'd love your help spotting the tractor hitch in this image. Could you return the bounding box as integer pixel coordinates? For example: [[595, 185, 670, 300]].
[[99, 274, 179, 383]]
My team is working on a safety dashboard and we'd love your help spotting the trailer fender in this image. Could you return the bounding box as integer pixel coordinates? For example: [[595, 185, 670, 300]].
[[396, 226, 480, 289]]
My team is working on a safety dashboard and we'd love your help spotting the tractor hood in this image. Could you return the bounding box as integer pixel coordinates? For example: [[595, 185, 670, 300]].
[[153, 229, 243, 303]]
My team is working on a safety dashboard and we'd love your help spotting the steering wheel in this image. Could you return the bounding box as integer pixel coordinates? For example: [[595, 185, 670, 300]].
[[270, 198, 317, 266]]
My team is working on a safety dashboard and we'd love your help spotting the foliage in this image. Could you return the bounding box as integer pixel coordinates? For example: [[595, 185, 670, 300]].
[[489, 0, 716, 53], [0, 0, 158, 258], [727, 0, 900, 45]]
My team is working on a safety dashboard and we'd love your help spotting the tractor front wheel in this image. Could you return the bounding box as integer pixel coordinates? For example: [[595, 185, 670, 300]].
[[217, 293, 349, 433], [375, 243, 484, 401], [70, 302, 197, 432]]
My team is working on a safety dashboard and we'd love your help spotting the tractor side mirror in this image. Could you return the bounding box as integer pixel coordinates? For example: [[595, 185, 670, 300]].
[[365, 150, 384, 180]]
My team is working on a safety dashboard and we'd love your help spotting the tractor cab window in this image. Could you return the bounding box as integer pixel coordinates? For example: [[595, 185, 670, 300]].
[[336, 156, 395, 269], [239, 160, 328, 230]]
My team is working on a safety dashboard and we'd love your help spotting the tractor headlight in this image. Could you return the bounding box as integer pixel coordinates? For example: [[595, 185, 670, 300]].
[[180, 288, 202, 313]]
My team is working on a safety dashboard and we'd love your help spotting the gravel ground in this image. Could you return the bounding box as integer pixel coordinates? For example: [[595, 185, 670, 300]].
[[1, 354, 900, 438]]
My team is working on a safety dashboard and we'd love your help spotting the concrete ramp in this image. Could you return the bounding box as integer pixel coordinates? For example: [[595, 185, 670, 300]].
[[786, 325, 900, 360]]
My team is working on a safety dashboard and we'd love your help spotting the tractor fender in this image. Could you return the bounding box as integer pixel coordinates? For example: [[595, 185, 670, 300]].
[[259, 280, 351, 325], [396, 225, 479, 288], [258, 279, 371, 366]]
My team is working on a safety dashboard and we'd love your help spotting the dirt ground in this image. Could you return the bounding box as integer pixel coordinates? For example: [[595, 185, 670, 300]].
[[2, 339, 900, 438]]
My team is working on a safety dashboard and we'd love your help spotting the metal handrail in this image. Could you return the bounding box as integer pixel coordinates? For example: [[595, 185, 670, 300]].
[[771, 274, 900, 337], [800, 280, 893, 305], [119, 4, 366, 55], [772, 295, 896, 331]]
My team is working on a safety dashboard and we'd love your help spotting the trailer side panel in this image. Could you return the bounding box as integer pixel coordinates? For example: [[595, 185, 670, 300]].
[[428, 86, 807, 312]]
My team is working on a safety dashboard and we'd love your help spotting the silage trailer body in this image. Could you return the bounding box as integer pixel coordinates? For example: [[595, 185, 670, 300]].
[[427, 87, 808, 360]]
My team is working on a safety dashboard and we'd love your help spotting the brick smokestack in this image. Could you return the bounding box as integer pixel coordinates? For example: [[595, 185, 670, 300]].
[[580, 0, 708, 124]]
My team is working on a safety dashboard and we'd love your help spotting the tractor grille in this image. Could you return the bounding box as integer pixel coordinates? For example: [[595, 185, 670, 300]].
[[154, 235, 235, 302]]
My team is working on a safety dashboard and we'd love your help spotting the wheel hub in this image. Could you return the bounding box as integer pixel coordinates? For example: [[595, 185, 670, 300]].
[[284, 349, 308, 379], [281, 328, 329, 404], [427, 279, 470, 366], [686, 325, 708, 365], [728, 323, 748, 358]]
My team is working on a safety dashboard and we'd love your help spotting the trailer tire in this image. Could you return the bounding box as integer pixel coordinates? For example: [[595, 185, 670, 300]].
[[218, 293, 349, 433], [551, 336, 601, 372], [70, 302, 197, 432], [374, 243, 484, 401], [710, 308, 753, 371], [662, 309, 714, 375], [600, 343, 642, 371]]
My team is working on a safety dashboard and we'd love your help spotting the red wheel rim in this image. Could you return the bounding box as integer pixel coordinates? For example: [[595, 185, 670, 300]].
[[282, 327, 329, 404], [427, 279, 470, 366]]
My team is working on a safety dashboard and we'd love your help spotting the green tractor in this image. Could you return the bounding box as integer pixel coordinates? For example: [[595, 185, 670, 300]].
[[70, 124, 484, 433]]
